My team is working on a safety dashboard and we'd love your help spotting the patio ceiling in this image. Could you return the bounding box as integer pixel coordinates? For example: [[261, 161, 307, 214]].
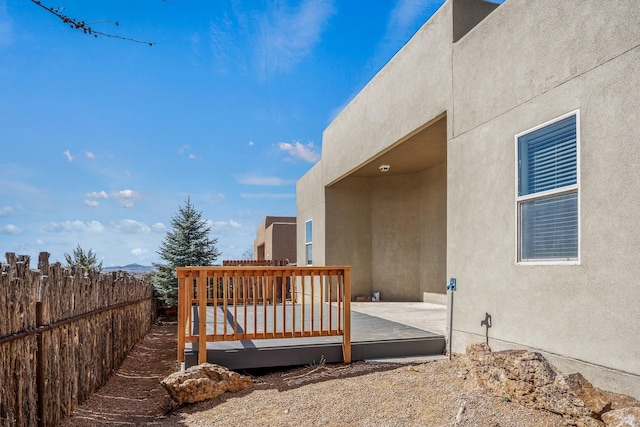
[[349, 115, 447, 178]]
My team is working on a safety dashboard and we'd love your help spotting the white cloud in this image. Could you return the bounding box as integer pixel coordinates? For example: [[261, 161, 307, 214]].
[[388, 0, 435, 35], [86, 152, 95, 159], [249, 140, 254, 146], [376, 0, 443, 64], [190, 32, 201, 56], [86, 191, 108, 199], [237, 173, 295, 186], [208, 193, 226, 202], [152, 223, 167, 232], [131, 248, 148, 256], [189, 154, 197, 159], [0, 205, 19, 216], [0, 2, 13, 47], [43, 220, 105, 233], [63, 150, 73, 162], [114, 189, 138, 198], [85, 190, 141, 207], [209, 219, 242, 229], [278, 141, 321, 163], [239, 193, 296, 200], [209, 12, 236, 72], [206, 219, 251, 236], [209, 0, 335, 79], [110, 189, 142, 208], [178, 144, 190, 154], [255, 0, 336, 79], [110, 219, 151, 234], [0, 224, 21, 234]]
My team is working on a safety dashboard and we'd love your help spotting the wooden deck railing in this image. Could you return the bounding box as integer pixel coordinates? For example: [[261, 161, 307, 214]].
[[176, 266, 351, 366]]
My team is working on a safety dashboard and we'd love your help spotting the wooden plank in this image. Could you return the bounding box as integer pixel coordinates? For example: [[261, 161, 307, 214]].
[[343, 268, 352, 363], [198, 270, 207, 364], [291, 271, 296, 336], [177, 275, 186, 363], [329, 274, 333, 332], [319, 273, 324, 334]]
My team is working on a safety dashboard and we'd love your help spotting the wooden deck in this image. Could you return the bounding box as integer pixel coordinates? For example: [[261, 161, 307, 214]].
[[183, 304, 446, 369], [177, 266, 352, 365]]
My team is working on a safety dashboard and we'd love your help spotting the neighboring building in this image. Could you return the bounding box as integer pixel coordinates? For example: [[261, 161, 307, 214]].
[[296, 0, 640, 397], [254, 216, 297, 264]]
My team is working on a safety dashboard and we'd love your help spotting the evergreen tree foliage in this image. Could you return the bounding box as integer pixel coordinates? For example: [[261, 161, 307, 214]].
[[64, 244, 103, 272], [151, 197, 221, 306]]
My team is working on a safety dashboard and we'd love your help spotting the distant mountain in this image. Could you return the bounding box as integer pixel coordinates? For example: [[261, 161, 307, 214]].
[[103, 263, 155, 275]]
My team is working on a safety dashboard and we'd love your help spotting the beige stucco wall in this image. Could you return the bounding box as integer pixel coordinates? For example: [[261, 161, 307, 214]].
[[419, 162, 447, 296], [370, 164, 447, 301], [451, 0, 640, 138], [321, 1, 452, 186], [448, 0, 640, 397], [296, 0, 640, 397], [370, 174, 421, 301], [296, 162, 326, 268], [324, 162, 447, 302], [296, 163, 326, 303], [325, 177, 372, 297]]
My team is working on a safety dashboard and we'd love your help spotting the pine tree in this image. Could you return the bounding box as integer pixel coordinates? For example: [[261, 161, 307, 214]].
[[64, 244, 103, 272], [151, 197, 221, 306]]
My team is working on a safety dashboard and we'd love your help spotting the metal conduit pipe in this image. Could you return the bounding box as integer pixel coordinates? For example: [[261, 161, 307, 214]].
[[446, 278, 457, 360]]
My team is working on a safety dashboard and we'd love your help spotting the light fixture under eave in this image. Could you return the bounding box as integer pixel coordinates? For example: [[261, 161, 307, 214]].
[[379, 164, 390, 172]]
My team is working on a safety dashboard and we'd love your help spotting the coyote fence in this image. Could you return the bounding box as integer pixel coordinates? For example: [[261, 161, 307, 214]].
[[0, 252, 155, 427]]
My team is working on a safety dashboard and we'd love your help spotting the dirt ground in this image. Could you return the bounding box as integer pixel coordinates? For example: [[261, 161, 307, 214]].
[[59, 321, 637, 427], [59, 321, 179, 426]]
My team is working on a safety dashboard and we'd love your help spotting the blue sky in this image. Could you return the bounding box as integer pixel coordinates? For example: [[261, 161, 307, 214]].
[[0, 0, 448, 267]]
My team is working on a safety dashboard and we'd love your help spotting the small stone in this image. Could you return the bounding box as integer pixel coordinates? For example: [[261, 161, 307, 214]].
[[161, 363, 253, 405], [601, 407, 640, 427]]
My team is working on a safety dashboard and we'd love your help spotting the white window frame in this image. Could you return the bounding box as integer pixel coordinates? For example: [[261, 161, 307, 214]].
[[305, 219, 313, 266], [514, 110, 581, 265]]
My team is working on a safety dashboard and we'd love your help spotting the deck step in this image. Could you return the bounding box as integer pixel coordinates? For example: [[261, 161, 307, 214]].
[[184, 310, 445, 370]]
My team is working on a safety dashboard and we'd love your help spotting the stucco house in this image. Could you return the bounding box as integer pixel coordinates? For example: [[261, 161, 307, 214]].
[[254, 216, 297, 264], [296, 0, 639, 398]]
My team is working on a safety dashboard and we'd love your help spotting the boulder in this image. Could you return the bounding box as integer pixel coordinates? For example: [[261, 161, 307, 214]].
[[466, 343, 611, 427], [601, 407, 640, 427], [161, 363, 253, 404]]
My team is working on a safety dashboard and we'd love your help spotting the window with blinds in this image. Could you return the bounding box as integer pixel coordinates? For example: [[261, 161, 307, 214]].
[[516, 113, 579, 262]]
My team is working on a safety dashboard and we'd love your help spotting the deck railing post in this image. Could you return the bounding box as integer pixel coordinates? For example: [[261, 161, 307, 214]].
[[342, 267, 351, 363], [197, 270, 208, 364], [177, 273, 185, 364]]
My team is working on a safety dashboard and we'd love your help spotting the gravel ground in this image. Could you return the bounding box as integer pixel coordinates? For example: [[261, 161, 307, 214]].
[[165, 358, 566, 427], [61, 322, 625, 427]]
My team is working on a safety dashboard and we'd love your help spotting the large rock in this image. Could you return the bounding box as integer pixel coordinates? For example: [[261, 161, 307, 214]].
[[601, 407, 640, 427], [161, 363, 253, 404], [466, 343, 611, 427]]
